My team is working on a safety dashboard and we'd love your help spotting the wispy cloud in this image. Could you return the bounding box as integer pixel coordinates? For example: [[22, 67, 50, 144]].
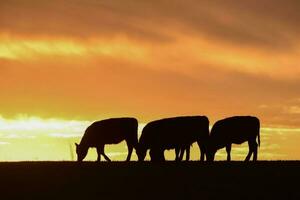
[[1, 1, 300, 78], [0, 141, 10, 145], [0, 115, 89, 138], [2, 0, 300, 48], [285, 106, 300, 114], [0, 115, 146, 138], [0, 35, 148, 62]]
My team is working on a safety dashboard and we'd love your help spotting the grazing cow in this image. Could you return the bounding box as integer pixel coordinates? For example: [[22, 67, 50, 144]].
[[137, 116, 209, 162], [206, 116, 260, 162], [75, 117, 138, 162]]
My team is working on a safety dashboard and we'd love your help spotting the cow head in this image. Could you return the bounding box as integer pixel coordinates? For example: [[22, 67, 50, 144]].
[[136, 144, 147, 161], [75, 143, 88, 162]]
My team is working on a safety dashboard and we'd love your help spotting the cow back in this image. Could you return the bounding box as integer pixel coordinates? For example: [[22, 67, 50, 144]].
[[80, 117, 138, 147], [140, 116, 209, 150], [210, 116, 260, 145]]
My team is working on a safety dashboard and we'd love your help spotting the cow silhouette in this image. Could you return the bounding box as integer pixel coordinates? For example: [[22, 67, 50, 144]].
[[206, 116, 260, 162], [75, 117, 138, 162], [137, 116, 209, 162]]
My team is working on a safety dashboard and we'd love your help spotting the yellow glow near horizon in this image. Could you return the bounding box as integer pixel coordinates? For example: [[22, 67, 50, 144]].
[[0, 115, 146, 137], [0, 115, 148, 161], [0, 115, 88, 138], [0, 115, 298, 161]]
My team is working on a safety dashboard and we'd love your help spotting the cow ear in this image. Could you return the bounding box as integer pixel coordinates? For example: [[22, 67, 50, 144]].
[[75, 143, 79, 147]]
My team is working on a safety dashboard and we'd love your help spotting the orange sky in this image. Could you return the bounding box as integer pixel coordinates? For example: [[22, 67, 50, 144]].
[[0, 0, 300, 160]]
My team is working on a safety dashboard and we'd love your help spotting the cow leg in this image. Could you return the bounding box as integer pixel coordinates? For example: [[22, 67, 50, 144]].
[[197, 141, 205, 161], [125, 140, 133, 162], [99, 145, 111, 162], [158, 149, 165, 162], [199, 143, 205, 162], [175, 147, 180, 161], [96, 147, 102, 162], [226, 144, 232, 161], [102, 153, 111, 162], [150, 148, 165, 162], [185, 146, 190, 161], [179, 147, 185, 161], [245, 141, 254, 162], [249, 139, 258, 161], [252, 141, 258, 161], [149, 149, 156, 161], [150, 148, 160, 162]]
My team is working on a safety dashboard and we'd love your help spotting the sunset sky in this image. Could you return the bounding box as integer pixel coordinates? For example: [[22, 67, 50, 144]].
[[0, 0, 300, 161]]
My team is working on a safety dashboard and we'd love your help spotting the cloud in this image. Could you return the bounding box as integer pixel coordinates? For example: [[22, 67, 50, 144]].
[[1, 0, 300, 49], [285, 106, 300, 114], [0, 115, 89, 138], [1, 0, 300, 80], [0, 115, 147, 139], [0, 0, 172, 42], [0, 141, 10, 145], [0, 36, 148, 61]]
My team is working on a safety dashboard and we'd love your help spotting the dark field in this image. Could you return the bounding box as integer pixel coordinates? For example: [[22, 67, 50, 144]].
[[0, 161, 299, 200]]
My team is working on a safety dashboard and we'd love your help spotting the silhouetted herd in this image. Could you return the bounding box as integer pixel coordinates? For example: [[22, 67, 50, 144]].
[[75, 116, 260, 162]]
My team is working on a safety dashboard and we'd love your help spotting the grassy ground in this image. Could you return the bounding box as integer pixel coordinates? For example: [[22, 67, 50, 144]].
[[0, 161, 299, 199]]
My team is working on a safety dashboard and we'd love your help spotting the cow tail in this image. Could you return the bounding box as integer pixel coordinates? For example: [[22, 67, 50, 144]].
[[257, 120, 260, 147], [134, 120, 139, 148], [258, 130, 260, 147]]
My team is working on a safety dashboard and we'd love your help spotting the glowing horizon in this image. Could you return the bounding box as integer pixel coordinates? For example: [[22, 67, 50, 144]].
[[0, 115, 298, 161]]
